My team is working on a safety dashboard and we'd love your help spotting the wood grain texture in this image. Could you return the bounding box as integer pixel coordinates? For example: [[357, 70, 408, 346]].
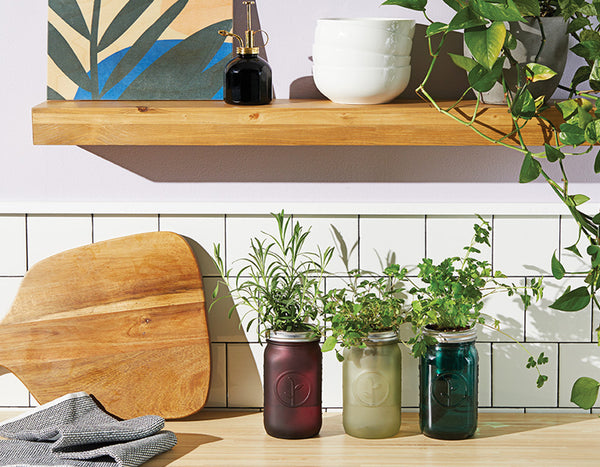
[[2, 410, 592, 466], [31, 99, 561, 146], [0, 232, 210, 419]]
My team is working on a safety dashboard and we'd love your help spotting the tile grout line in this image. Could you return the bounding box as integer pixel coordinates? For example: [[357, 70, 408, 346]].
[[423, 215, 428, 259], [490, 342, 494, 408], [556, 343, 560, 409], [91, 213, 95, 244]]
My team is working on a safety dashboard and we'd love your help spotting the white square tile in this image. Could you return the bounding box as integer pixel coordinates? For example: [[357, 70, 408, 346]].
[[92, 215, 158, 243], [558, 344, 600, 408], [203, 277, 260, 343], [493, 216, 559, 276], [359, 216, 424, 274], [477, 343, 492, 407], [294, 215, 357, 275], [227, 343, 264, 408], [427, 215, 492, 265], [477, 283, 526, 343], [560, 216, 590, 275], [206, 343, 226, 408], [322, 349, 342, 408], [226, 215, 279, 275], [27, 215, 92, 266], [159, 215, 225, 277], [525, 278, 591, 342], [492, 343, 557, 407], [0, 277, 23, 322], [0, 215, 26, 276], [402, 347, 419, 408], [0, 372, 29, 407]]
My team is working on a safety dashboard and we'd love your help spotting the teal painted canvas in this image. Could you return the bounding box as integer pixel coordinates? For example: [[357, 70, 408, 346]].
[[47, 0, 233, 100]]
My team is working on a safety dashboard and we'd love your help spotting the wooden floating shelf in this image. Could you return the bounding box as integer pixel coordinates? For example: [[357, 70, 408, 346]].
[[31, 99, 560, 146]]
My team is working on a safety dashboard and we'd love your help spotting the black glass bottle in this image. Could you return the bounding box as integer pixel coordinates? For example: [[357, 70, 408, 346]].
[[218, 1, 272, 105], [224, 51, 272, 105]]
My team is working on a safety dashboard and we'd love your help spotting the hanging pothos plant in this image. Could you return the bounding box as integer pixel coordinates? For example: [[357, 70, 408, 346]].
[[384, 0, 600, 408]]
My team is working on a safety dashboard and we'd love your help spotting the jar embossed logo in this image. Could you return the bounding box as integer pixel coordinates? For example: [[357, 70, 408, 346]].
[[353, 371, 390, 407], [275, 372, 311, 408], [432, 372, 469, 408]]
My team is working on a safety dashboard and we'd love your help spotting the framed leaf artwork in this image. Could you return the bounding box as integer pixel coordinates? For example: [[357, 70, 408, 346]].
[[47, 0, 233, 100]]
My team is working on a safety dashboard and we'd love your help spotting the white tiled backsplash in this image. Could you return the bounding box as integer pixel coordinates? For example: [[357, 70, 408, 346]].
[[0, 210, 598, 414]]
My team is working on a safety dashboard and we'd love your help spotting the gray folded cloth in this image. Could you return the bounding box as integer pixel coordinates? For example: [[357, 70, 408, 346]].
[[0, 392, 177, 467]]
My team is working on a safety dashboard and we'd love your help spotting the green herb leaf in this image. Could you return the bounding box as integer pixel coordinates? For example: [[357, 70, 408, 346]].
[[537, 352, 549, 365], [566, 242, 583, 258], [571, 377, 600, 409], [464, 22, 506, 70], [519, 152, 541, 183], [322, 335, 337, 352], [551, 251, 565, 280], [537, 374, 549, 388], [549, 286, 591, 311]]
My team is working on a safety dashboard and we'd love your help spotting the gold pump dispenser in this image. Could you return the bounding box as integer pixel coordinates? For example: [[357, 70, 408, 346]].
[[218, 1, 268, 55]]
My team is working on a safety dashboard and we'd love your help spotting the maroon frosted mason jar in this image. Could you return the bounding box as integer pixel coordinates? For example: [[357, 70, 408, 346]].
[[263, 330, 322, 439]]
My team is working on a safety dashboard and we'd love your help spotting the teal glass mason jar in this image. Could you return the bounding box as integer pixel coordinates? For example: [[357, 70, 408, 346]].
[[419, 326, 478, 440], [342, 331, 402, 438]]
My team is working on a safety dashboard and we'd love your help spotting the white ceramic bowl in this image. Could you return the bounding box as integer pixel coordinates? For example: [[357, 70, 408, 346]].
[[312, 44, 410, 68], [314, 18, 415, 55], [312, 65, 411, 104]]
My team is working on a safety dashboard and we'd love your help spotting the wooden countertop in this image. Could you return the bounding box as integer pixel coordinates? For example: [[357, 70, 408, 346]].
[[1, 410, 597, 465]]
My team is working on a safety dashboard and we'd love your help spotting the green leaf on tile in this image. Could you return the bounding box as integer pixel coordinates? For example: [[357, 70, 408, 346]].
[[571, 377, 600, 409]]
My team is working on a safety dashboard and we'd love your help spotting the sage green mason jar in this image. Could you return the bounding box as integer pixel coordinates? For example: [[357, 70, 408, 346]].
[[342, 331, 402, 438]]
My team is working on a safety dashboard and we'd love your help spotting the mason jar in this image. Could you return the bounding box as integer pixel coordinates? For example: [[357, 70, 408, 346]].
[[419, 326, 478, 440], [263, 331, 322, 439], [342, 330, 402, 438]]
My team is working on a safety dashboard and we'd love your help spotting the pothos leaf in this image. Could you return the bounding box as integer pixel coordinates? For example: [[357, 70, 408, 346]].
[[544, 144, 564, 163], [449, 53, 479, 73], [382, 0, 427, 10], [551, 251, 565, 280], [519, 152, 541, 183], [526, 63, 557, 83], [549, 286, 591, 311], [571, 376, 600, 409], [464, 22, 506, 70]]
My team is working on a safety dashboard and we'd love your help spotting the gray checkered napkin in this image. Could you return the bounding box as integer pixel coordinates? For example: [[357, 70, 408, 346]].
[[0, 392, 176, 467]]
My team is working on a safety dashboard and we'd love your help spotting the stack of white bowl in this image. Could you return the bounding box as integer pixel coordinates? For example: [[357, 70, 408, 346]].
[[312, 18, 415, 105]]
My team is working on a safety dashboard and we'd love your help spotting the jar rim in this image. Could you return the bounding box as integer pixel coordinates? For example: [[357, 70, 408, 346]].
[[365, 330, 398, 343], [422, 325, 477, 343], [267, 330, 320, 342]]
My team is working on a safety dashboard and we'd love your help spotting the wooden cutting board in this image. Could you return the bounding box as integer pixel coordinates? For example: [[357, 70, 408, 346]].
[[0, 231, 210, 419]]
